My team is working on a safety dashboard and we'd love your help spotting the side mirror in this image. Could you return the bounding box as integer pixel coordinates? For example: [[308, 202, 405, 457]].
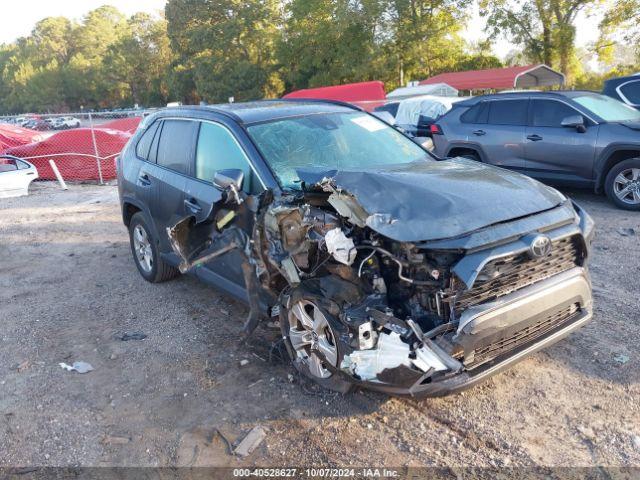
[[213, 168, 244, 191], [561, 115, 586, 133]]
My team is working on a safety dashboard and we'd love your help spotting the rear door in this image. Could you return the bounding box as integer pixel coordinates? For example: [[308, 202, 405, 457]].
[[478, 99, 529, 170], [182, 120, 265, 292], [524, 99, 598, 185], [140, 118, 199, 253]]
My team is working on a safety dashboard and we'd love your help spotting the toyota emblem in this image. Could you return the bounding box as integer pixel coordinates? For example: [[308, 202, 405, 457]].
[[529, 235, 552, 259]]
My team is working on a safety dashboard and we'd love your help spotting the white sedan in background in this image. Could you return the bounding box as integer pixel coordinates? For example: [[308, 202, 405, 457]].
[[53, 116, 81, 129], [0, 156, 38, 198]]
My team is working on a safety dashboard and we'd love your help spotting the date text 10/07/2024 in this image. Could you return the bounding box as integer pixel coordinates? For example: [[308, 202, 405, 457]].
[[232, 468, 401, 478]]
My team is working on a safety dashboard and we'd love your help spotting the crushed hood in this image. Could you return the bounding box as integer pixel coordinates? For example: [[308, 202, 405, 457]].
[[299, 158, 566, 242]]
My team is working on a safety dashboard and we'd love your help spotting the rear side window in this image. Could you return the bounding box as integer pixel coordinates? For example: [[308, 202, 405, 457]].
[[620, 81, 640, 105], [135, 120, 160, 160], [156, 119, 199, 175], [196, 122, 262, 194], [531, 100, 581, 127], [487, 100, 528, 126], [460, 102, 489, 123], [16, 159, 30, 170]]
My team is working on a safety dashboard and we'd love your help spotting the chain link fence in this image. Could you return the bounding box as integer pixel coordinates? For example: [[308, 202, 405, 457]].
[[0, 110, 152, 184]]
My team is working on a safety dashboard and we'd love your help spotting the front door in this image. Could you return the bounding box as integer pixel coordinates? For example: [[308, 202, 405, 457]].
[[180, 120, 265, 294], [524, 99, 598, 186]]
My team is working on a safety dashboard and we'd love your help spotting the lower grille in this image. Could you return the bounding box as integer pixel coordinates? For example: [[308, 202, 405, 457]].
[[465, 303, 581, 369], [455, 235, 582, 311]]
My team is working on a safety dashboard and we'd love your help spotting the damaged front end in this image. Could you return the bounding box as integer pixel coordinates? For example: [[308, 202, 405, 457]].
[[166, 166, 594, 397]]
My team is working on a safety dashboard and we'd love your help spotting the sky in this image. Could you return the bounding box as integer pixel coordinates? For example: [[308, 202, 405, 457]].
[[1, 0, 604, 62], [0, 0, 166, 44], [462, 1, 605, 61]]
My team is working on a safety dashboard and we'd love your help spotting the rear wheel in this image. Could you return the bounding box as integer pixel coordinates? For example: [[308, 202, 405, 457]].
[[604, 158, 640, 211], [281, 295, 353, 394], [128, 212, 179, 282]]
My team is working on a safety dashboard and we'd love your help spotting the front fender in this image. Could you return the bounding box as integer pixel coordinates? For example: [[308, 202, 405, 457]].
[[594, 142, 640, 192]]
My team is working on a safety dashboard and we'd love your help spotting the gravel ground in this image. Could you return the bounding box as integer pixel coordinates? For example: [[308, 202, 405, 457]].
[[0, 182, 638, 469]]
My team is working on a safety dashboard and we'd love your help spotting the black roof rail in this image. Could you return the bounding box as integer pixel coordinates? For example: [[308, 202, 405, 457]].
[[163, 104, 245, 124], [278, 97, 365, 112], [196, 105, 245, 124]]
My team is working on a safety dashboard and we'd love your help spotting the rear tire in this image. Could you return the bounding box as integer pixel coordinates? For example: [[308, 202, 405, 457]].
[[604, 158, 640, 211], [128, 212, 179, 283]]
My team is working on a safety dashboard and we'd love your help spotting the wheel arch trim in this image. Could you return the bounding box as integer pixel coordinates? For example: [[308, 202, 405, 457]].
[[445, 142, 488, 163], [595, 143, 640, 192], [121, 196, 160, 242]]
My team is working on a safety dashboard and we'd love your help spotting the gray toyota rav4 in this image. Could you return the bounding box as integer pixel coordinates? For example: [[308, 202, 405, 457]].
[[117, 100, 594, 397], [431, 91, 640, 210]]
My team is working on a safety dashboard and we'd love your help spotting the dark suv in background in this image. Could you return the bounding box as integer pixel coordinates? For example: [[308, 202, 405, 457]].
[[432, 91, 640, 210], [603, 74, 640, 110]]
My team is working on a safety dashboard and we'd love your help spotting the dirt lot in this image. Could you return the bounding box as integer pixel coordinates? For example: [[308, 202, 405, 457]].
[[0, 182, 639, 469]]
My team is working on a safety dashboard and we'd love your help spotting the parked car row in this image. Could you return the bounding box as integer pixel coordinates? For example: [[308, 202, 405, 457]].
[[6, 116, 82, 130]]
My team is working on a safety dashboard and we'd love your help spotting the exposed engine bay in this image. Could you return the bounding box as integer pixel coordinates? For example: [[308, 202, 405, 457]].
[[167, 168, 594, 396]]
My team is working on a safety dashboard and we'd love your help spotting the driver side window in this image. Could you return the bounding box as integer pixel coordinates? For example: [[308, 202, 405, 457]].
[[195, 122, 262, 194], [531, 100, 583, 127]]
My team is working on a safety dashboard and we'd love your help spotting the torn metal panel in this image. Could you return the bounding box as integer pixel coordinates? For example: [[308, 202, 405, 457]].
[[326, 191, 368, 227], [167, 220, 240, 274], [166, 188, 274, 336], [297, 158, 566, 243]]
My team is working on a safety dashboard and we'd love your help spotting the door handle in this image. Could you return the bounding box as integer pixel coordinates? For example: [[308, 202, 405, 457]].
[[527, 134, 543, 141], [138, 173, 151, 186], [184, 198, 202, 213], [472, 130, 486, 136]]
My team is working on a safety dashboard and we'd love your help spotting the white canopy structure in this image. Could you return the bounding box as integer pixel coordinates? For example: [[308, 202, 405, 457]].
[[387, 83, 458, 99]]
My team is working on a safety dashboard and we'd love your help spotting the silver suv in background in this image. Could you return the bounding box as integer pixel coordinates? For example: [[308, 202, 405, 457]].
[[431, 91, 640, 210]]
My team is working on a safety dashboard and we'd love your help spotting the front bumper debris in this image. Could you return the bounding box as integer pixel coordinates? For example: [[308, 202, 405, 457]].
[[340, 267, 592, 397]]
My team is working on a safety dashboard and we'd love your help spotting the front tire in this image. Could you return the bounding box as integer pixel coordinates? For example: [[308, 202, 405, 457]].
[[128, 212, 179, 283], [604, 158, 640, 211], [281, 292, 354, 394]]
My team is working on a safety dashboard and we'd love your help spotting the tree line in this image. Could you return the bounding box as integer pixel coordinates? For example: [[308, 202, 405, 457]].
[[0, 0, 637, 114]]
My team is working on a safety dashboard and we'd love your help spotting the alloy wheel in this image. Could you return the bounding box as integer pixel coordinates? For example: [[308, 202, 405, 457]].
[[133, 224, 154, 273], [613, 168, 640, 205], [287, 300, 338, 379]]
